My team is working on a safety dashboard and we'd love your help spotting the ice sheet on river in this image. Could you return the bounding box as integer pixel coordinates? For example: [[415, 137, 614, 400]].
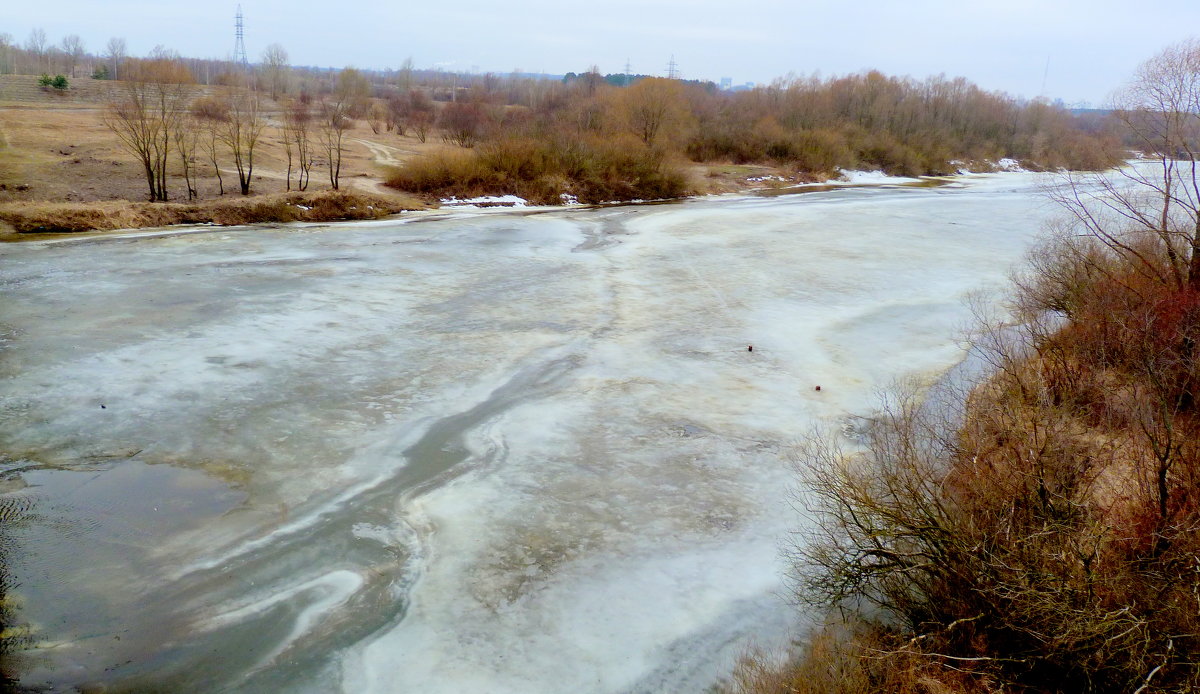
[[0, 172, 1061, 692]]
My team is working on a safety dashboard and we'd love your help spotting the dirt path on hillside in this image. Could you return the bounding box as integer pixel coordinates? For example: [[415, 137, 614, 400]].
[[348, 138, 422, 197], [353, 138, 421, 167]]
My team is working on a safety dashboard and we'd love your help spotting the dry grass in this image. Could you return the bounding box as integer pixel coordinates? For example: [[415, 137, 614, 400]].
[[0, 96, 442, 208], [725, 622, 996, 694], [385, 134, 692, 204], [0, 97, 767, 224], [0, 189, 425, 234], [0, 95, 443, 236]]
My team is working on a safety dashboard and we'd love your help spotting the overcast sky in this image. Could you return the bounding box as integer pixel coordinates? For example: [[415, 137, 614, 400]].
[[7, 1, 1200, 105]]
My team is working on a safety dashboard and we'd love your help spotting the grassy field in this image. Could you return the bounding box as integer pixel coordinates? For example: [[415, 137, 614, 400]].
[[0, 74, 827, 235], [0, 75, 442, 234], [0, 75, 800, 235]]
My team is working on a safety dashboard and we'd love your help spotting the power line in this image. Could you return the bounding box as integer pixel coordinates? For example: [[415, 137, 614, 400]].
[[667, 55, 678, 80], [233, 5, 248, 69]]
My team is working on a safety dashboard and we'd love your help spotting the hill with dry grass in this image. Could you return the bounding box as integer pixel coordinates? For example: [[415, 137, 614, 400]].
[[0, 73, 437, 235]]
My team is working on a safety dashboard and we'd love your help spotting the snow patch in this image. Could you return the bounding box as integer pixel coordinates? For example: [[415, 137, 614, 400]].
[[836, 169, 922, 185], [440, 195, 529, 208]]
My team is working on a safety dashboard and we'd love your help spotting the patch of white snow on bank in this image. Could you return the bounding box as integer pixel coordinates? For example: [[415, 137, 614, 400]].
[[440, 194, 529, 208], [836, 169, 922, 185]]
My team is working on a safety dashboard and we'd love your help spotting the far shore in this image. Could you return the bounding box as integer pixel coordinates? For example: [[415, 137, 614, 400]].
[[0, 169, 983, 240]]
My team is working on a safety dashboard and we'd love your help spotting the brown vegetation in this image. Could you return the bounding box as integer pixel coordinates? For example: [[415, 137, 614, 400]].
[[385, 133, 689, 204], [726, 226, 1200, 693], [685, 72, 1119, 175], [387, 71, 1119, 203], [730, 40, 1200, 694], [0, 30, 1123, 225], [0, 190, 420, 234], [0, 77, 440, 231]]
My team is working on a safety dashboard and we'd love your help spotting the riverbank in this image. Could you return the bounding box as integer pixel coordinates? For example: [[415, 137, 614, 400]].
[[0, 99, 1042, 237], [728, 167, 1200, 693], [0, 163, 986, 238], [0, 189, 427, 236]]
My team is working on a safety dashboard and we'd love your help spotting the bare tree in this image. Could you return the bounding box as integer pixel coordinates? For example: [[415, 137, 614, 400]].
[[174, 113, 200, 200], [105, 37, 127, 80], [385, 92, 408, 135], [0, 33, 15, 75], [317, 97, 352, 189], [316, 69, 365, 190], [411, 111, 434, 143], [260, 43, 289, 99], [216, 87, 266, 195], [619, 77, 694, 147], [397, 57, 414, 91], [282, 98, 313, 191], [579, 65, 604, 97], [61, 35, 84, 78], [191, 95, 230, 195], [336, 67, 372, 118], [406, 89, 435, 143], [25, 28, 47, 74], [366, 99, 386, 134], [1055, 39, 1200, 291], [439, 100, 489, 147], [102, 56, 195, 201]]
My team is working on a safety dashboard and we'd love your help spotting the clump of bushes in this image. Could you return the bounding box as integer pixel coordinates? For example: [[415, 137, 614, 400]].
[[37, 74, 69, 91], [385, 134, 690, 204], [682, 72, 1121, 175]]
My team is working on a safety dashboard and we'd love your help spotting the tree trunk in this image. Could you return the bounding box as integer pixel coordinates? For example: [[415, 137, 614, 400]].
[[144, 162, 157, 202], [1190, 218, 1200, 291]]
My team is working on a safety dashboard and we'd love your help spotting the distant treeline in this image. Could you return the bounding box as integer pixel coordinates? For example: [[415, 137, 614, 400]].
[[386, 70, 1123, 203], [562, 70, 716, 89]]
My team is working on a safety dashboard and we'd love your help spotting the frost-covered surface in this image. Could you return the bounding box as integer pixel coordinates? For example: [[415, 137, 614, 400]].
[[0, 172, 1065, 693], [836, 169, 923, 185], [440, 194, 529, 207], [949, 158, 1029, 174], [994, 157, 1028, 172]]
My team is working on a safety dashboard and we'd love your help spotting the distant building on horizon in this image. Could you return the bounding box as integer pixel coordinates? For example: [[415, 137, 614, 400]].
[[720, 77, 732, 90]]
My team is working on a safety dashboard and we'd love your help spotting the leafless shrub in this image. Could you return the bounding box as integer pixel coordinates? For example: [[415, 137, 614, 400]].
[[777, 228, 1200, 693]]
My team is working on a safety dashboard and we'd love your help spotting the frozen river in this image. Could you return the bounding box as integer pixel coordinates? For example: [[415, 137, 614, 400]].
[[0, 173, 1059, 692]]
